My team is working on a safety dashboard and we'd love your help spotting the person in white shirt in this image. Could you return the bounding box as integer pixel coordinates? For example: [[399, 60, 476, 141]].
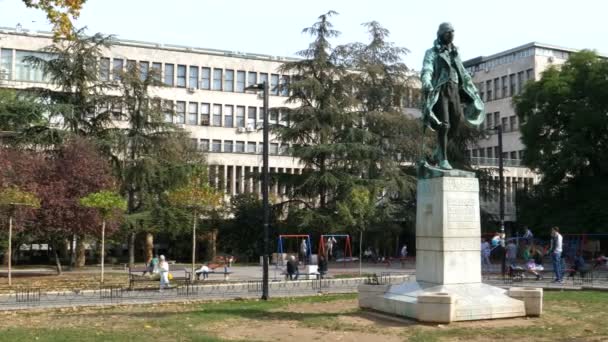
[[523, 227, 534, 243], [158, 255, 170, 290], [326, 236, 337, 260], [400, 244, 408, 258], [196, 264, 210, 280], [550, 227, 564, 283], [400, 244, 408, 268], [300, 239, 308, 264]]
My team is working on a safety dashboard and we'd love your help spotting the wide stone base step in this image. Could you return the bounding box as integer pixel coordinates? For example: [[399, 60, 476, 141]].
[[359, 281, 533, 323]]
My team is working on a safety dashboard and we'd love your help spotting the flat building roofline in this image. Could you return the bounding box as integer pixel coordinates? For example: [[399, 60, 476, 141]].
[[464, 41, 608, 66], [0, 26, 300, 63]]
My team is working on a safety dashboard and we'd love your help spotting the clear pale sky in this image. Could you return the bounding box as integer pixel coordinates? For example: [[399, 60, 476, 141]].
[[0, 0, 604, 69]]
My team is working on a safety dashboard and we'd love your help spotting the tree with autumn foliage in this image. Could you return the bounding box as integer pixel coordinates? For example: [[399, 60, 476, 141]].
[[80, 190, 126, 283], [32, 137, 117, 271], [167, 171, 223, 280], [23, 0, 87, 40], [0, 187, 40, 286], [0, 148, 44, 268]]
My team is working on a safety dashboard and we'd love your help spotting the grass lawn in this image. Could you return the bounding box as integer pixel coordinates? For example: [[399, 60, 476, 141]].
[[0, 291, 606, 341]]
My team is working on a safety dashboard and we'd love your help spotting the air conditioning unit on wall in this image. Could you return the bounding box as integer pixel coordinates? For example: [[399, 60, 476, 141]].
[[237, 127, 246, 133]]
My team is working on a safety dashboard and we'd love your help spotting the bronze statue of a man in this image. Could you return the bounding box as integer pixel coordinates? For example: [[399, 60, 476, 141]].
[[421, 23, 484, 170]]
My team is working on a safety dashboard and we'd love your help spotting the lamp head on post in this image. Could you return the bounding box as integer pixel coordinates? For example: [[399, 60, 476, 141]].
[[244, 83, 265, 92]]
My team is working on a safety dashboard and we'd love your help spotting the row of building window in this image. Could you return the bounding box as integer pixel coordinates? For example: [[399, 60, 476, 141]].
[[0, 49, 292, 97], [469, 148, 524, 160], [195, 139, 288, 155], [99, 57, 290, 96], [484, 112, 519, 132], [477, 69, 533, 102], [156, 101, 284, 127]]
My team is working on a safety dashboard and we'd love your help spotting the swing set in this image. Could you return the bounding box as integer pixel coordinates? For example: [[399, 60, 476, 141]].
[[318, 234, 353, 265], [277, 234, 313, 265]]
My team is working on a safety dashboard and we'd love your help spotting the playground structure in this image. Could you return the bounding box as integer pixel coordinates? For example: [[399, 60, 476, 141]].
[[318, 234, 353, 264], [276, 234, 312, 265]]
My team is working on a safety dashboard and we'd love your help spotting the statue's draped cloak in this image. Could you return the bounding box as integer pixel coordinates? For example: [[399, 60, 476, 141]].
[[421, 40, 484, 131]]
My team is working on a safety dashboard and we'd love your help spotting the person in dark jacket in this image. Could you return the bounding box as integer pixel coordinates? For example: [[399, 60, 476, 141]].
[[318, 255, 328, 279], [286, 256, 299, 280]]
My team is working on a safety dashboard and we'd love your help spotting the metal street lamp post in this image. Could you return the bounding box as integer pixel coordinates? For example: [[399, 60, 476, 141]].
[[484, 125, 506, 276], [496, 125, 506, 277], [245, 81, 270, 300]]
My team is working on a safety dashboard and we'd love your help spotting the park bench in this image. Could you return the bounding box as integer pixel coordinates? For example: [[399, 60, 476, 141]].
[[280, 270, 320, 280], [128, 266, 191, 289], [194, 263, 234, 281], [190, 255, 237, 282], [199, 270, 233, 281]]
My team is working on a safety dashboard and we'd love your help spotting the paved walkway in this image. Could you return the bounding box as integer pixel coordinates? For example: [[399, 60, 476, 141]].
[[1, 260, 607, 311]]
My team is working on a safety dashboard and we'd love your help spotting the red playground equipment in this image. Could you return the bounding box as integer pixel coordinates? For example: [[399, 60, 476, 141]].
[[318, 234, 353, 264]]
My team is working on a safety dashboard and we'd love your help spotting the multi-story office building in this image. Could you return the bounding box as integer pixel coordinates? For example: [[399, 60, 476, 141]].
[[0, 26, 589, 226], [0, 27, 303, 199], [463, 42, 580, 224]]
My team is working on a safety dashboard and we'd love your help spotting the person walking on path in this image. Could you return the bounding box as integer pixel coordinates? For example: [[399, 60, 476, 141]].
[[481, 239, 492, 272], [550, 227, 564, 283], [523, 227, 534, 244], [400, 244, 408, 268], [506, 240, 518, 267], [158, 255, 170, 290]]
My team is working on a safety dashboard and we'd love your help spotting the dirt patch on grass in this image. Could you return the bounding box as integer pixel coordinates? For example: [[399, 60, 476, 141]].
[[272, 299, 356, 314], [211, 318, 405, 342]]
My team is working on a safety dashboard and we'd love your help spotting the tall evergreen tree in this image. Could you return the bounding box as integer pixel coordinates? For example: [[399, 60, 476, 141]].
[[24, 28, 115, 138], [111, 64, 204, 266], [276, 13, 422, 239], [275, 11, 359, 231]]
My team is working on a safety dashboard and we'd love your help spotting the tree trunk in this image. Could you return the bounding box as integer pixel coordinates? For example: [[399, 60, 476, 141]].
[[100, 220, 105, 284], [144, 232, 153, 265], [97, 238, 103, 264], [76, 234, 86, 268], [128, 232, 135, 267], [8, 216, 12, 286], [53, 242, 63, 275], [207, 229, 218, 261], [359, 230, 363, 276], [70, 234, 76, 270], [191, 210, 197, 281], [61, 238, 70, 260]]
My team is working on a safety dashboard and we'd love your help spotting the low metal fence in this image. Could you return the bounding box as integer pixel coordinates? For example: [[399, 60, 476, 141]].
[[0, 275, 410, 310]]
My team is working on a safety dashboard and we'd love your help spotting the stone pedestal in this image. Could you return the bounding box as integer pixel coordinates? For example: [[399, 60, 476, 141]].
[[358, 176, 532, 322], [508, 287, 543, 316]]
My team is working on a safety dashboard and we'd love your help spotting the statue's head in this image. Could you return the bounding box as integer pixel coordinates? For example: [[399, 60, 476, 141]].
[[437, 22, 455, 45]]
